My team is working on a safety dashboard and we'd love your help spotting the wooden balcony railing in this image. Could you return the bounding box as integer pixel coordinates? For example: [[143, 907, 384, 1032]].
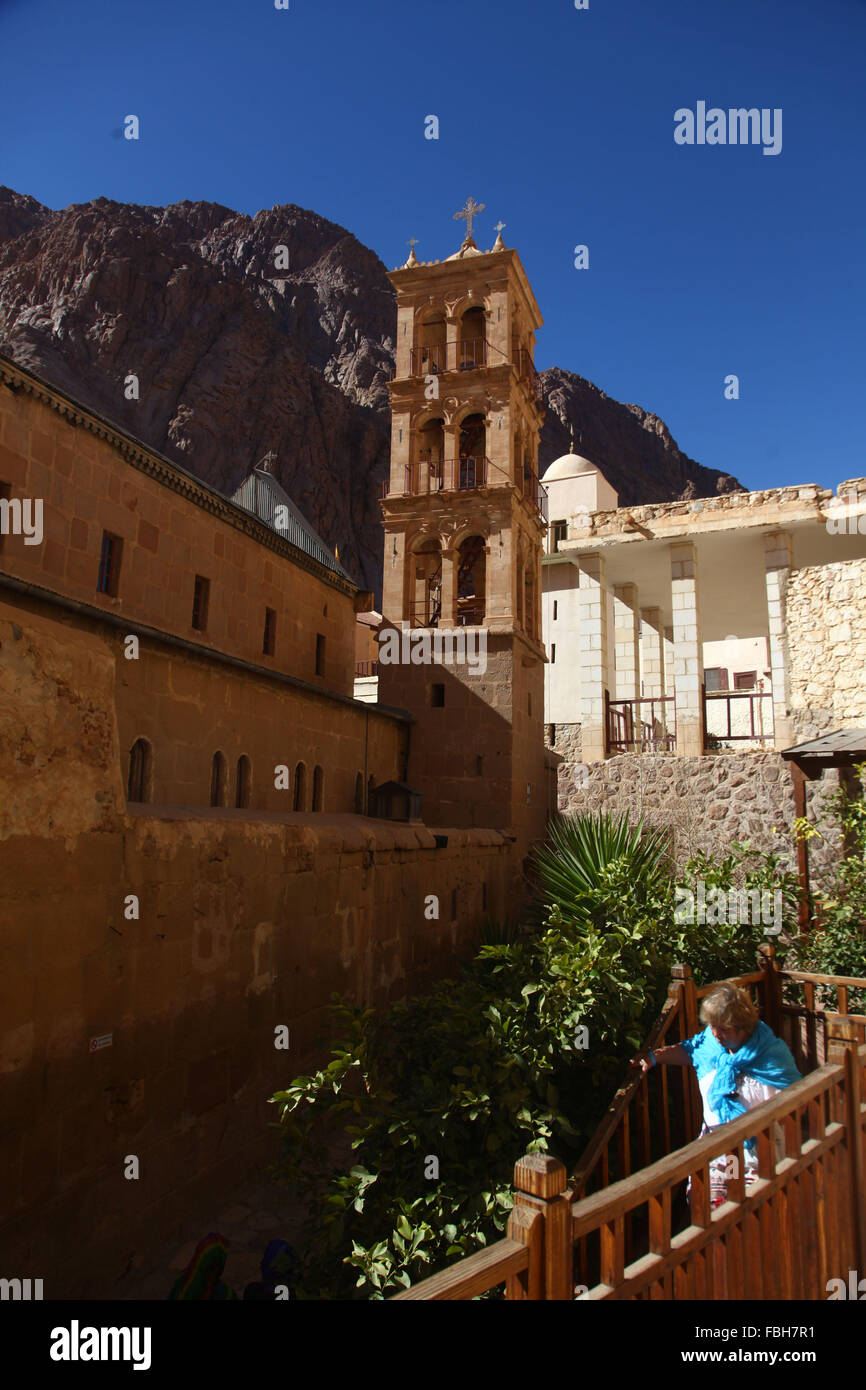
[[704, 689, 774, 745], [607, 694, 676, 754], [392, 950, 866, 1300], [354, 660, 379, 677]]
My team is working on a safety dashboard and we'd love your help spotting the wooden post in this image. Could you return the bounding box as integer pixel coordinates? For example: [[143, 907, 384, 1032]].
[[790, 761, 812, 933], [670, 964, 699, 1144], [758, 943, 782, 1035], [512, 1154, 572, 1300], [505, 1203, 543, 1300], [843, 1043, 866, 1278]]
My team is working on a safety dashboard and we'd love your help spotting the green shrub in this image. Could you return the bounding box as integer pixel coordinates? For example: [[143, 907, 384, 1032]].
[[270, 811, 790, 1299]]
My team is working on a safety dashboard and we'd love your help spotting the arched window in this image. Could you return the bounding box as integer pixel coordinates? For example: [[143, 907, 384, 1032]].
[[354, 772, 364, 814], [312, 765, 324, 812], [235, 755, 251, 809], [210, 751, 227, 807], [457, 413, 487, 489], [456, 534, 486, 626], [293, 762, 306, 812], [127, 738, 151, 803]]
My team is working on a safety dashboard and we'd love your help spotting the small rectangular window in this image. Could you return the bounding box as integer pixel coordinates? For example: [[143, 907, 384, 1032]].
[[734, 671, 756, 691], [192, 575, 210, 631], [553, 600, 558, 621], [263, 607, 277, 656], [704, 667, 729, 693], [97, 531, 122, 596], [315, 633, 326, 675], [476, 755, 483, 776], [551, 644, 556, 664], [431, 683, 445, 707], [552, 520, 567, 552]]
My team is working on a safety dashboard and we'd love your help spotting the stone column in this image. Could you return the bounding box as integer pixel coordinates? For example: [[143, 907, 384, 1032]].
[[440, 547, 457, 628], [765, 530, 794, 750], [613, 585, 640, 698], [640, 607, 665, 698], [578, 553, 610, 762], [670, 542, 703, 757], [613, 584, 640, 750]]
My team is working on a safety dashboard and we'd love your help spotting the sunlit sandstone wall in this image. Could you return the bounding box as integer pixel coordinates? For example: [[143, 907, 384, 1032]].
[[0, 608, 515, 1297], [787, 557, 866, 742], [0, 362, 356, 694]]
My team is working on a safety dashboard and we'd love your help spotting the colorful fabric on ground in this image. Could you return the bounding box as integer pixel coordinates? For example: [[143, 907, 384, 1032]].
[[168, 1233, 237, 1300]]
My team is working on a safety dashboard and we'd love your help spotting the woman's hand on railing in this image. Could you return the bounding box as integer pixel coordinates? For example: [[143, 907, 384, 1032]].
[[630, 1051, 655, 1075]]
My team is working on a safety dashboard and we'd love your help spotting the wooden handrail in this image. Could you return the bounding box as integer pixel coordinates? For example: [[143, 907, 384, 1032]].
[[395, 955, 866, 1300], [390, 1236, 529, 1301], [570, 1059, 851, 1236]]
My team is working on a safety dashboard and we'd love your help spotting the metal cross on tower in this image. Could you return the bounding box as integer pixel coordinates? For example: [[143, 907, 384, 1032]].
[[454, 196, 485, 240]]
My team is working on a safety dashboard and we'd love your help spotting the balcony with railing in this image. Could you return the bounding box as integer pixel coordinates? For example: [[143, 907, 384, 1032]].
[[383, 456, 490, 498], [607, 694, 676, 754], [704, 688, 774, 747], [408, 339, 488, 376]]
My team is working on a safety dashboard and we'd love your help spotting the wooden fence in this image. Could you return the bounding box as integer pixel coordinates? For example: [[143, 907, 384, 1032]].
[[392, 952, 866, 1300]]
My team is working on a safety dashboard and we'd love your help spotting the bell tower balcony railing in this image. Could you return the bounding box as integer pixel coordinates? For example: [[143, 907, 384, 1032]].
[[409, 339, 489, 376], [382, 457, 548, 522], [386, 456, 490, 496]]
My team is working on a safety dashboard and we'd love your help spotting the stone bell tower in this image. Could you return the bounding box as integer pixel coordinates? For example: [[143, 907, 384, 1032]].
[[376, 200, 552, 855]]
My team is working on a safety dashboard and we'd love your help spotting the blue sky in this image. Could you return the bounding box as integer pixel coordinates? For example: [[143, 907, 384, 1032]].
[[2, 0, 864, 491]]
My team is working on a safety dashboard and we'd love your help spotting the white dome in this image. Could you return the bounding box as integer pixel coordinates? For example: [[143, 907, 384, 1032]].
[[542, 451, 597, 482]]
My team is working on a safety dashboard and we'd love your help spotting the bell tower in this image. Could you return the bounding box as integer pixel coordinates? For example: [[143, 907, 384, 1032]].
[[377, 202, 551, 854]]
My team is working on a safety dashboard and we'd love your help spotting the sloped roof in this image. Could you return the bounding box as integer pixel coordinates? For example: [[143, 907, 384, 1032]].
[[781, 729, 866, 762], [229, 467, 349, 579]]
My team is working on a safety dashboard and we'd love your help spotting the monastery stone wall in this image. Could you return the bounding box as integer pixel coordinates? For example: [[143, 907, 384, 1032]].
[[0, 606, 516, 1297], [0, 374, 357, 694], [787, 557, 866, 742]]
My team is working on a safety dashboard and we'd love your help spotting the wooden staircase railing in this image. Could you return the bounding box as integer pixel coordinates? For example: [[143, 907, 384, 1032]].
[[392, 951, 866, 1300]]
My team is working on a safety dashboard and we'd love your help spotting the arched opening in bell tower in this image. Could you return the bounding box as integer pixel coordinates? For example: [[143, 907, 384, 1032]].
[[413, 416, 445, 493], [410, 535, 443, 628], [458, 306, 487, 370], [416, 311, 447, 375], [458, 413, 487, 490], [456, 535, 486, 627]]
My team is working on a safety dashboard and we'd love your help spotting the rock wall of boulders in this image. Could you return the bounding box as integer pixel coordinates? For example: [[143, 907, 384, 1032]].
[[787, 557, 866, 742], [545, 735, 844, 887]]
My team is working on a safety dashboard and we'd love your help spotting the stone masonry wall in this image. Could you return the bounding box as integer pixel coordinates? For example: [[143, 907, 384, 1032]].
[[550, 749, 844, 887], [0, 603, 517, 1297], [787, 557, 866, 742]]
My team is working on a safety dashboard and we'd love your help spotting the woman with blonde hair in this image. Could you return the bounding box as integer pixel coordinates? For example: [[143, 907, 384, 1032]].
[[632, 982, 801, 1205]]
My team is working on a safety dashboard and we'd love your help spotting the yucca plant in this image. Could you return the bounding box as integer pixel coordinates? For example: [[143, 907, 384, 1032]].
[[529, 810, 672, 931]]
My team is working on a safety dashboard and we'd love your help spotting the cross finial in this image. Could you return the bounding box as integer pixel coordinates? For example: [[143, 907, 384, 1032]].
[[407, 237, 419, 250], [454, 196, 485, 240], [494, 220, 506, 234], [257, 450, 278, 474]]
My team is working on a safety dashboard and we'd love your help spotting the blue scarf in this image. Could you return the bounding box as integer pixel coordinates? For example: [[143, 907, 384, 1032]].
[[688, 1021, 801, 1125]]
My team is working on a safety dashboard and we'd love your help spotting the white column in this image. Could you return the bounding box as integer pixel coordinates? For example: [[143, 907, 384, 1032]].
[[640, 607, 665, 698], [578, 553, 610, 762], [670, 542, 703, 757], [765, 530, 794, 750], [613, 584, 640, 751]]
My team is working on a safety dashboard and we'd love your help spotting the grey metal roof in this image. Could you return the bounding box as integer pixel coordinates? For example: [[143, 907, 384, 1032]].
[[229, 467, 349, 579], [781, 729, 866, 760]]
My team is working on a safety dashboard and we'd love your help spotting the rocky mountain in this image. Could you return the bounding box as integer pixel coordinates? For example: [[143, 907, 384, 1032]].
[[0, 187, 742, 596]]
